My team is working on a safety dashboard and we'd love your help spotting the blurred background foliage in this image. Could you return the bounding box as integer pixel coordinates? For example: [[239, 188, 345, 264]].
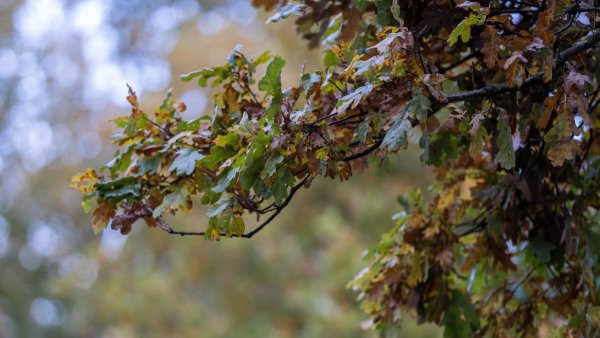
[[0, 0, 439, 337]]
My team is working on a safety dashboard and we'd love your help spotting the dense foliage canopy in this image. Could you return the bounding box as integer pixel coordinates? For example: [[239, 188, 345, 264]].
[[73, 0, 600, 336]]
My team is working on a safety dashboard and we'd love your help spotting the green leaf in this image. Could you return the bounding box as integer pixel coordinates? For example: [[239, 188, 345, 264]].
[[258, 56, 286, 97], [152, 191, 176, 218], [81, 196, 93, 214], [443, 290, 479, 338], [105, 150, 133, 178], [239, 131, 270, 190], [404, 88, 431, 122], [169, 149, 204, 176], [266, 3, 306, 23], [376, 0, 395, 26], [180, 66, 230, 87], [259, 56, 286, 118], [214, 133, 240, 149], [229, 214, 245, 236], [201, 146, 235, 170], [530, 237, 556, 264], [254, 51, 272, 66], [177, 118, 201, 132], [352, 0, 368, 11], [355, 118, 371, 143], [95, 177, 141, 200], [263, 151, 284, 178], [207, 198, 232, 218], [323, 50, 338, 68], [420, 130, 459, 166], [336, 84, 373, 116], [152, 185, 187, 218], [496, 118, 515, 170], [212, 167, 239, 193], [138, 156, 161, 175], [381, 118, 412, 152], [448, 13, 486, 46], [272, 169, 294, 205]]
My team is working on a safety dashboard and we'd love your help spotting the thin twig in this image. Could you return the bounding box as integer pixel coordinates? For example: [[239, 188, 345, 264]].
[[162, 175, 310, 238], [342, 138, 383, 161], [489, 8, 540, 16], [340, 30, 600, 163], [445, 29, 600, 104], [502, 264, 542, 306]]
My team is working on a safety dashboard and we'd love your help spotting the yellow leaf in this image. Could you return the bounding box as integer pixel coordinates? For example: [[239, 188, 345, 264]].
[[210, 227, 221, 241], [398, 243, 415, 255], [438, 185, 458, 210], [70, 168, 100, 193], [459, 177, 482, 200], [407, 257, 423, 287], [423, 222, 440, 238], [315, 148, 330, 160]]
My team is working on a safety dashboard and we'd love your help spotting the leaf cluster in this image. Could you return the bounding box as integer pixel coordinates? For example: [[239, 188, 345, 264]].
[[73, 0, 600, 336]]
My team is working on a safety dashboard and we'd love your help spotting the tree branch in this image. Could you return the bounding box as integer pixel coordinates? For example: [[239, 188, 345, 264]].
[[341, 30, 600, 163], [159, 29, 600, 236], [342, 138, 383, 161], [445, 29, 600, 104], [161, 175, 310, 238]]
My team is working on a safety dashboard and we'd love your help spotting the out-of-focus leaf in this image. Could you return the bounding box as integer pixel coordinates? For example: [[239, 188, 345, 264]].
[[544, 112, 577, 166], [169, 149, 204, 176], [207, 198, 232, 218], [335, 84, 373, 116], [421, 131, 459, 167], [530, 237, 555, 263], [266, 3, 306, 23], [92, 202, 115, 234], [381, 118, 412, 152], [496, 118, 515, 169]]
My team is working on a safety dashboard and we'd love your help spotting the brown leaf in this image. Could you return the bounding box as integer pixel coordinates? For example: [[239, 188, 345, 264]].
[[564, 69, 591, 93], [251, 0, 279, 10], [340, 8, 361, 42], [538, 95, 558, 129], [480, 26, 502, 68], [469, 112, 486, 135], [126, 84, 142, 118], [111, 203, 153, 235], [503, 52, 527, 71], [504, 54, 527, 88], [534, 2, 555, 44], [435, 248, 454, 271], [422, 74, 448, 102], [92, 202, 115, 233], [544, 112, 579, 166]]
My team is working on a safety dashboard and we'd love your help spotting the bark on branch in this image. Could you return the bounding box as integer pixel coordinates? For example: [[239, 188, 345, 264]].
[[445, 29, 600, 104]]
